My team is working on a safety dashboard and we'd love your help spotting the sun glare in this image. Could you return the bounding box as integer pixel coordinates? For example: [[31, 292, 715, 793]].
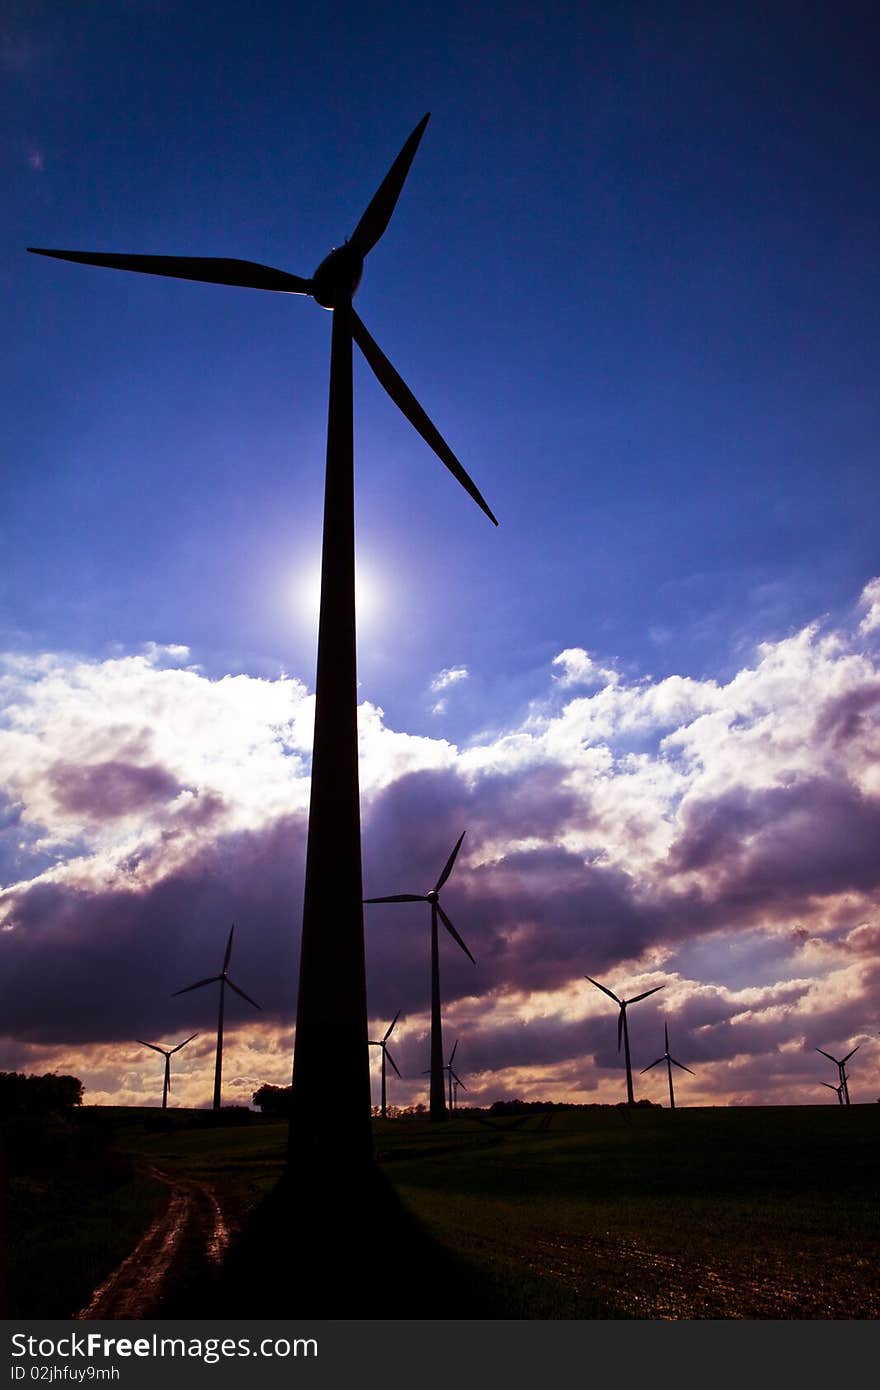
[[293, 561, 384, 630]]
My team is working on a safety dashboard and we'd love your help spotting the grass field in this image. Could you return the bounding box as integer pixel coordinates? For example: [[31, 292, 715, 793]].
[[4, 1103, 878, 1318]]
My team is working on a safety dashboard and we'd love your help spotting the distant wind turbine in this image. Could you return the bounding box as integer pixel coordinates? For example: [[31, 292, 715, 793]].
[[369, 1011, 402, 1119], [172, 924, 261, 1110], [365, 831, 475, 1121], [815, 1045, 859, 1105], [585, 975, 665, 1105], [29, 115, 497, 1169], [819, 1080, 845, 1106], [640, 1021, 694, 1110], [136, 1033, 198, 1109], [424, 1037, 467, 1111]]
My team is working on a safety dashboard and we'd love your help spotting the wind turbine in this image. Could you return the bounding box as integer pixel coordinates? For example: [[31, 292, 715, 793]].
[[369, 1011, 402, 1119], [424, 1037, 467, 1111], [819, 1080, 845, 1106], [585, 975, 665, 1105], [640, 1021, 694, 1110], [29, 115, 497, 1168], [815, 1045, 859, 1105], [444, 1040, 467, 1111], [365, 831, 475, 1121], [172, 924, 262, 1110], [136, 1033, 198, 1109]]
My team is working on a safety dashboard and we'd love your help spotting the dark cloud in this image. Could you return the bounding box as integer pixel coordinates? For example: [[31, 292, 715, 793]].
[[814, 681, 880, 747], [0, 814, 307, 1045], [48, 759, 181, 819]]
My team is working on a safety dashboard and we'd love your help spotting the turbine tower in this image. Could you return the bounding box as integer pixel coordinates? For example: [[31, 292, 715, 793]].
[[640, 1021, 693, 1110], [29, 116, 497, 1169], [136, 1033, 198, 1109], [365, 831, 475, 1121], [815, 1045, 859, 1105], [369, 1011, 402, 1119], [585, 975, 665, 1106], [172, 924, 261, 1110]]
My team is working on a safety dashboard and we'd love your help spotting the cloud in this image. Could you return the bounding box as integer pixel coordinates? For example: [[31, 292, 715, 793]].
[[858, 577, 880, 635], [2, 583, 880, 1106], [428, 665, 469, 716], [429, 666, 469, 693]]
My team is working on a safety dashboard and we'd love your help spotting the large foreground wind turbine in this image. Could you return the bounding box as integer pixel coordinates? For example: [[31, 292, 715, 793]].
[[640, 1021, 694, 1110], [172, 924, 261, 1110], [369, 1011, 402, 1119], [585, 975, 665, 1106], [815, 1045, 859, 1105], [365, 831, 475, 1121], [29, 115, 496, 1168], [136, 1033, 198, 1109]]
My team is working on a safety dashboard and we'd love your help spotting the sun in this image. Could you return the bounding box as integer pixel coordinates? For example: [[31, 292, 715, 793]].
[[292, 559, 383, 629]]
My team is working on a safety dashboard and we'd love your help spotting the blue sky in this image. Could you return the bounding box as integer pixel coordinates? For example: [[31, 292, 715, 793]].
[[2, 2, 879, 1108]]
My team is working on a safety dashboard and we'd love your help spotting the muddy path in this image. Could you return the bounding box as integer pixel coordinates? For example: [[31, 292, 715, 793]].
[[75, 1167, 233, 1320]]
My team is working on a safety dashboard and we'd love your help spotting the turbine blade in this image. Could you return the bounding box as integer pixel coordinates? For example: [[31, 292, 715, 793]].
[[136, 1040, 165, 1055], [434, 831, 467, 894], [627, 984, 666, 1005], [170, 1032, 199, 1053], [584, 975, 621, 1005], [450, 1071, 467, 1089], [352, 311, 498, 526], [385, 1049, 402, 1078], [448, 1038, 459, 1066], [841, 1046, 860, 1064], [349, 113, 430, 257], [223, 923, 235, 972], [617, 1010, 624, 1051], [172, 975, 221, 996], [820, 1082, 837, 1091], [640, 1057, 663, 1073], [383, 1009, 401, 1042], [664, 1021, 669, 1051], [28, 248, 312, 294], [363, 894, 427, 903], [815, 1048, 837, 1063], [436, 903, 475, 964], [670, 1058, 695, 1074], [226, 977, 262, 1010]]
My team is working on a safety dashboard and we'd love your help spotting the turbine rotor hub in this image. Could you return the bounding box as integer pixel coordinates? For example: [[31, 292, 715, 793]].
[[427, 890, 439, 903], [311, 243, 364, 309]]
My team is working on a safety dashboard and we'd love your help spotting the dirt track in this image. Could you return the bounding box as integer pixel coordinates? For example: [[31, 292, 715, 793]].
[[75, 1168, 232, 1319]]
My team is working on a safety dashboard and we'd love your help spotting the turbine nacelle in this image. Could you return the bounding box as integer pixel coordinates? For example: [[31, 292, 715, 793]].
[[311, 243, 364, 309]]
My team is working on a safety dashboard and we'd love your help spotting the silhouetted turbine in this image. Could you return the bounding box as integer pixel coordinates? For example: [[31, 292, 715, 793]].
[[365, 831, 475, 1121], [820, 1080, 845, 1106], [424, 1037, 467, 1111], [815, 1045, 859, 1105], [640, 1021, 694, 1110], [28, 114, 496, 1170], [136, 1033, 198, 1109], [172, 924, 261, 1110], [369, 1010, 402, 1119], [585, 975, 665, 1105]]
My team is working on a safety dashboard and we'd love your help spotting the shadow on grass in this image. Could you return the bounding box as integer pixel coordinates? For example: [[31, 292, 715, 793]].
[[199, 1159, 498, 1318]]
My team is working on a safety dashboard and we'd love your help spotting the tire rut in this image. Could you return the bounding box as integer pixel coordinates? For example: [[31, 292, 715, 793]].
[[75, 1167, 232, 1319]]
